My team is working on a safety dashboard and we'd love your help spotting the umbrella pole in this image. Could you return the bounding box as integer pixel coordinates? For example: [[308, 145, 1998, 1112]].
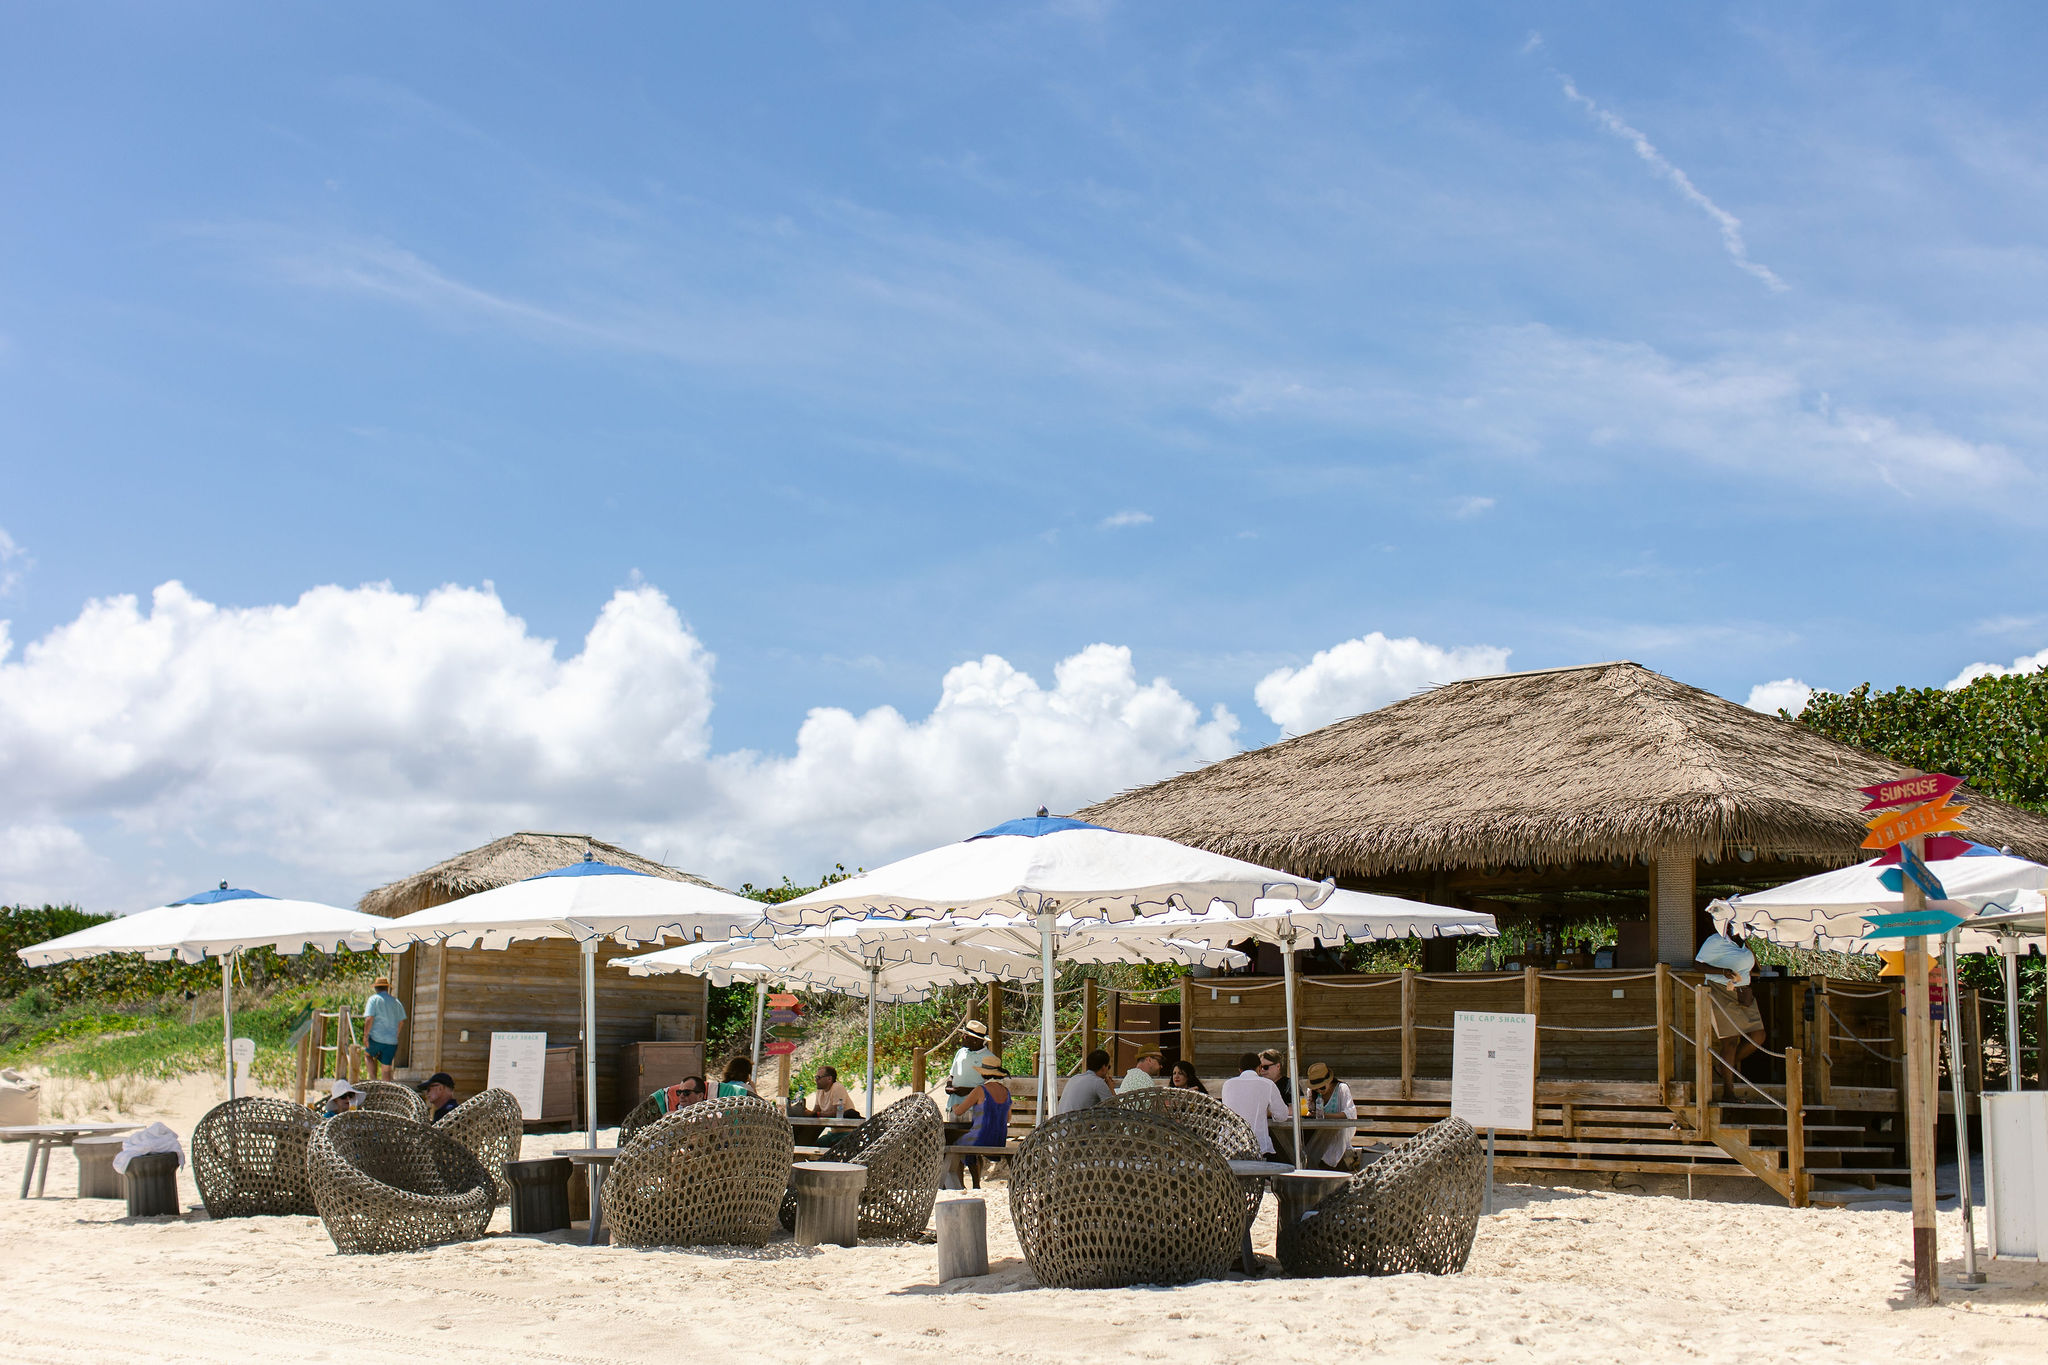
[[1943, 931, 1983, 1283], [221, 952, 236, 1100], [2005, 943, 2021, 1093], [581, 940, 598, 1152], [1283, 936, 1303, 1167], [751, 980, 766, 1078], [866, 965, 878, 1119], [1039, 913, 1056, 1126]]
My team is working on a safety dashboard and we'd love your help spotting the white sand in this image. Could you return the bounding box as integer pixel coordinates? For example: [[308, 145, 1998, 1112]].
[[1, 1075, 2042, 1364]]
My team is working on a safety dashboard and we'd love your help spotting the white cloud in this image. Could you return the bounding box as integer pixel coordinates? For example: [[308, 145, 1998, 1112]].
[[0, 528, 29, 598], [1099, 510, 1154, 529], [0, 580, 1241, 908], [1450, 495, 1495, 519], [1947, 647, 2048, 690], [1745, 678, 1814, 715], [1557, 74, 1787, 293], [1253, 633, 1511, 734]]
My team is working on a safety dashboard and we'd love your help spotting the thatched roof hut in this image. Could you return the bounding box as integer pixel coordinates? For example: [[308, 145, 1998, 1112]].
[[1081, 661, 2048, 874], [358, 831, 722, 919], [1081, 662, 2048, 966]]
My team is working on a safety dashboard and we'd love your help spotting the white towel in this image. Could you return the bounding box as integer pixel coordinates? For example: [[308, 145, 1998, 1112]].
[[113, 1121, 185, 1175]]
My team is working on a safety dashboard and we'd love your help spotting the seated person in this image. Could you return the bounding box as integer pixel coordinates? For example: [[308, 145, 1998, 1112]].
[[1220, 1050, 1291, 1160], [717, 1056, 755, 1097], [948, 1056, 1013, 1189], [947, 1020, 999, 1096], [416, 1071, 459, 1122], [1302, 1062, 1357, 1171], [807, 1064, 857, 1119], [1118, 1051, 1163, 1092], [320, 1079, 362, 1118], [1056, 1049, 1115, 1114]]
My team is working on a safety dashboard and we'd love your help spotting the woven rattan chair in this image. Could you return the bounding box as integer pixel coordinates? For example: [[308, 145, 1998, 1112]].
[[1009, 1108, 1242, 1289], [617, 1091, 666, 1147], [434, 1088, 524, 1203], [191, 1097, 322, 1218], [1105, 1086, 1265, 1221], [354, 1079, 430, 1123], [605, 1095, 793, 1248], [777, 1093, 943, 1239], [306, 1110, 495, 1254], [1278, 1116, 1484, 1278]]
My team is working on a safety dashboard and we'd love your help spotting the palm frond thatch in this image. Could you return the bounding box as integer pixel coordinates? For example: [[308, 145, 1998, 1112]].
[[1079, 662, 2048, 877], [356, 831, 724, 919]]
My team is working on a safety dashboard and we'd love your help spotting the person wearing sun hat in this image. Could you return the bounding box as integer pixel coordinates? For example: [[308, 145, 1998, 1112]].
[[947, 1018, 1000, 1096], [947, 1055, 1013, 1189], [1302, 1062, 1358, 1171], [321, 1078, 363, 1118]]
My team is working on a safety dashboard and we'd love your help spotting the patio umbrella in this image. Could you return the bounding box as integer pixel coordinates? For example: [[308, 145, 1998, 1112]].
[[764, 814, 1332, 1137], [15, 884, 383, 1100], [616, 921, 1053, 1117], [1074, 889, 1498, 1163], [372, 855, 769, 1154]]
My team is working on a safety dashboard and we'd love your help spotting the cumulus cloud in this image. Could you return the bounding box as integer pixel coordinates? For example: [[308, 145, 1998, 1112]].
[[0, 580, 1241, 908], [1099, 510, 1154, 529], [1947, 647, 2048, 690], [1253, 633, 1511, 734], [1745, 678, 1814, 716]]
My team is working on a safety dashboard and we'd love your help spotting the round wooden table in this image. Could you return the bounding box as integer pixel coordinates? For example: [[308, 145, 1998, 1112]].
[[1, 1124, 139, 1199]]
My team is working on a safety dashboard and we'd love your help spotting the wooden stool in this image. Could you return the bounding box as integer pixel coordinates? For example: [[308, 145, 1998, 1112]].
[[935, 1196, 987, 1280], [123, 1151, 180, 1217], [790, 1161, 866, 1247], [73, 1135, 126, 1199], [1272, 1170, 1351, 1226], [506, 1157, 573, 1234]]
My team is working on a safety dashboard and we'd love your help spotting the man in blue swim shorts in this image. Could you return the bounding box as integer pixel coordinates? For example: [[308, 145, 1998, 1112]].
[[361, 975, 408, 1080]]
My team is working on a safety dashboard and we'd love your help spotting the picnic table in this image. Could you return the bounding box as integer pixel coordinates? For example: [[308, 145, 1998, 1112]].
[[555, 1146, 620, 1245], [2, 1124, 140, 1199]]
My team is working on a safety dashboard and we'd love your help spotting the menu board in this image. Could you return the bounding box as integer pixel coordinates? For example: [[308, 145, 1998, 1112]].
[[1451, 1011, 1536, 1132], [487, 1031, 549, 1118]]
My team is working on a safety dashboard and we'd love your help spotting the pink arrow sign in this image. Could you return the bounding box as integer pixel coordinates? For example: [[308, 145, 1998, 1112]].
[[1859, 773, 1962, 812]]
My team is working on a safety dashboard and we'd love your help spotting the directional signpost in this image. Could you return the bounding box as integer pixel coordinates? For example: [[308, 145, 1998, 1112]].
[[1879, 846, 1950, 901]]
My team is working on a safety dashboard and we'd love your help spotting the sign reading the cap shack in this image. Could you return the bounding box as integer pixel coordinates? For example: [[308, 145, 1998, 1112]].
[[1859, 773, 1962, 813]]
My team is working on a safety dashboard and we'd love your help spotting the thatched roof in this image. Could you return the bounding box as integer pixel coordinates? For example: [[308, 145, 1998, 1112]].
[[357, 831, 725, 919], [1079, 662, 2048, 877]]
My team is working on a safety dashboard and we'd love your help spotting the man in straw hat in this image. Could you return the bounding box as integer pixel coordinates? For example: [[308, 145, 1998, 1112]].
[[1118, 1051, 1163, 1092], [947, 1018, 1000, 1097]]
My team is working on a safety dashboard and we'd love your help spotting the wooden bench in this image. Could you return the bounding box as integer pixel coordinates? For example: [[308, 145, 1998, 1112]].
[[944, 1143, 1018, 1190]]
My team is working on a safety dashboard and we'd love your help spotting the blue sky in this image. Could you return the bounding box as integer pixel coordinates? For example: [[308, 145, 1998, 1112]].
[[5, 4, 2048, 908]]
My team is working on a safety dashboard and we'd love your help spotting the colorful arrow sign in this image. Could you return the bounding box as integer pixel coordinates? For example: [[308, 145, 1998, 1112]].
[[768, 1023, 808, 1040], [1861, 908, 1968, 940], [767, 1008, 802, 1026], [1859, 773, 1962, 812], [763, 1039, 798, 1056], [1862, 792, 1970, 849], [767, 993, 799, 1009], [1897, 846, 1948, 901]]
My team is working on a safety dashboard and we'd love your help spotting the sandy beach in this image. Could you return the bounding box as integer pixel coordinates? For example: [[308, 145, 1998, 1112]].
[[1, 1075, 2042, 1365]]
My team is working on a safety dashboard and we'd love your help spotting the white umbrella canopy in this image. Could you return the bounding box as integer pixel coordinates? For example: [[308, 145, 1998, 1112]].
[[1709, 839, 2048, 954], [15, 884, 384, 1100], [618, 921, 1050, 1117], [764, 814, 1332, 1117]]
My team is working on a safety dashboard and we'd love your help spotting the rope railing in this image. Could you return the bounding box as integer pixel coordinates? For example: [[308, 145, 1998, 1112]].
[[1300, 1023, 1403, 1034], [1540, 1023, 1657, 1034], [1821, 999, 1901, 1065]]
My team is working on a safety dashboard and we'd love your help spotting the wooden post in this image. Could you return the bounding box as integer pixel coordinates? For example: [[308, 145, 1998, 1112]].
[[1523, 966, 1541, 1079], [1902, 826, 1939, 1305], [1179, 974, 1196, 1075], [295, 1028, 310, 1106], [1694, 980, 1713, 1140], [2038, 989, 2047, 1090], [1816, 976, 1834, 1106], [1786, 1046, 1807, 1208], [1082, 978, 1098, 1061], [986, 982, 1004, 1056], [911, 1048, 927, 1094], [1655, 962, 1673, 1106], [1964, 989, 1984, 1096], [1400, 968, 1417, 1101]]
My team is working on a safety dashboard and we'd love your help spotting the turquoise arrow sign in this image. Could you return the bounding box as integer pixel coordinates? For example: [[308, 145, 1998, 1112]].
[[1861, 908, 1967, 939]]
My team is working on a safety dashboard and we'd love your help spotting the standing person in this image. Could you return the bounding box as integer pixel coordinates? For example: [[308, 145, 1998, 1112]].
[[947, 1020, 1000, 1096], [1221, 1051, 1291, 1159], [1169, 1059, 1209, 1093], [1057, 1049, 1115, 1114], [1118, 1052, 1162, 1093], [359, 976, 407, 1081], [948, 1057, 1013, 1189], [717, 1057, 755, 1097], [1302, 1062, 1357, 1171], [1697, 934, 1765, 1097], [417, 1072, 459, 1122]]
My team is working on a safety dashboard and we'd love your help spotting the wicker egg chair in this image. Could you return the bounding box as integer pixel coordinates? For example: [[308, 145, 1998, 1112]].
[[434, 1088, 525, 1203], [191, 1097, 323, 1218], [354, 1079, 430, 1124], [1009, 1108, 1243, 1289], [776, 1093, 944, 1240], [1104, 1086, 1265, 1221], [307, 1110, 496, 1254], [604, 1095, 793, 1248], [616, 1090, 667, 1148], [1278, 1116, 1484, 1278]]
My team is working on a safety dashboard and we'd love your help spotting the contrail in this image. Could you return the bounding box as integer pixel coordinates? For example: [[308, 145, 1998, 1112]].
[[1559, 74, 1787, 293]]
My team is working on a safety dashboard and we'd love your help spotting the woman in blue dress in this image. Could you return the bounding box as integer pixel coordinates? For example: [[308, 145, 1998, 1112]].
[[948, 1056, 1012, 1189]]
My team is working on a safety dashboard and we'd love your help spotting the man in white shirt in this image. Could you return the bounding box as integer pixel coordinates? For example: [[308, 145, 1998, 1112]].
[[1220, 1049, 1291, 1158], [1302, 1061, 1357, 1170], [1117, 1052, 1162, 1093], [1057, 1050, 1115, 1113]]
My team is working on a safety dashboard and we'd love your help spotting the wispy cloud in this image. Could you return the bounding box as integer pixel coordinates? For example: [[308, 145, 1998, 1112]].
[[1449, 495, 1495, 519], [0, 529, 30, 598], [1099, 510, 1154, 529], [1556, 75, 1788, 293]]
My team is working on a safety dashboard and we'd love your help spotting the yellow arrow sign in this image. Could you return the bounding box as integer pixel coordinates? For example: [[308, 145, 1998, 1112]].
[[1862, 794, 1970, 850]]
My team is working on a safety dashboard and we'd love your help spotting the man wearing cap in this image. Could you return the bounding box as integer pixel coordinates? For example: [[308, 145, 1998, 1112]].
[[417, 1072, 459, 1122], [1117, 1051, 1162, 1093], [1302, 1062, 1357, 1171], [947, 1019, 999, 1097], [360, 976, 407, 1081]]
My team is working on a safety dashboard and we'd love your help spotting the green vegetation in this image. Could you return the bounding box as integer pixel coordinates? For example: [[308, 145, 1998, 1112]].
[[1792, 667, 2048, 814]]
